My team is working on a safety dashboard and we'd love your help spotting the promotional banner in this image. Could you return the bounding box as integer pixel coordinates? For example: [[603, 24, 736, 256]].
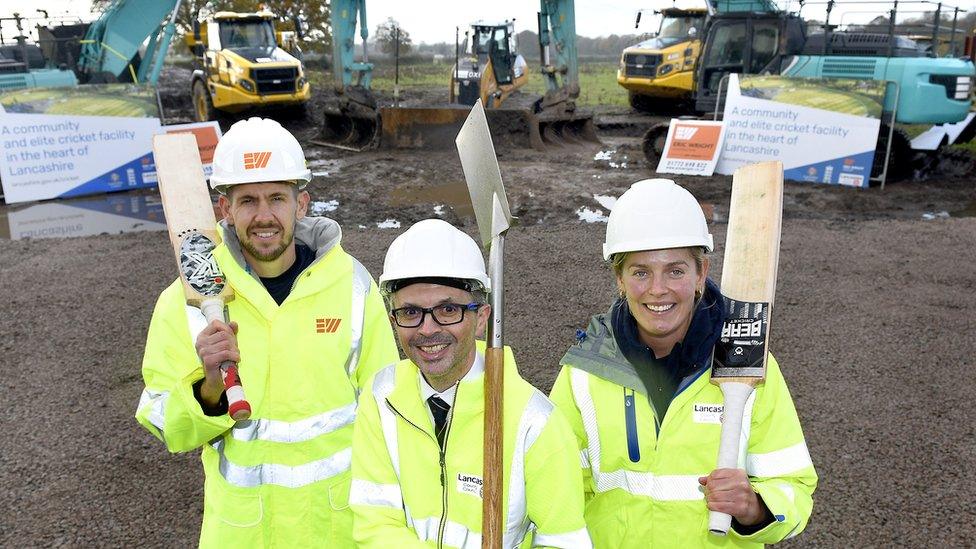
[[656, 119, 726, 176], [0, 84, 163, 204], [0, 114, 162, 203], [0, 86, 224, 204], [1, 192, 166, 240], [716, 75, 885, 188]]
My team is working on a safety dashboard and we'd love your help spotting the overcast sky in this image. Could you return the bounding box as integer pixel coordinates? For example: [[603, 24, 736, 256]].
[[5, 0, 976, 44]]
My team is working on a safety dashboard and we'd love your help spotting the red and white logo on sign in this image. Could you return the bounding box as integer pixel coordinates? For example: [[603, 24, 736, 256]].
[[674, 126, 699, 140], [316, 318, 342, 333], [243, 151, 272, 170]]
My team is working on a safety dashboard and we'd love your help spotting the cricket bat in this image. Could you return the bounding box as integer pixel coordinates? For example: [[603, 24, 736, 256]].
[[708, 160, 783, 535], [153, 133, 251, 421]]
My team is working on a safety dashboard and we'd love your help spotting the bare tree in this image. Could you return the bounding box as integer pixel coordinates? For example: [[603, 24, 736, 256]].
[[374, 17, 412, 55]]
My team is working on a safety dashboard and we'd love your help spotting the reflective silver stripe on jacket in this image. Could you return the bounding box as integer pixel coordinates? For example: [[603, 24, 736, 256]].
[[345, 259, 371, 382], [135, 306, 208, 435], [371, 365, 401, 477], [229, 402, 357, 443], [413, 516, 481, 548], [570, 368, 703, 501], [503, 390, 554, 548], [533, 527, 593, 548], [137, 388, 169, 433], [746, 441, 813, 477], [349, 478, 403, 508], [211, 439, 351, 489]]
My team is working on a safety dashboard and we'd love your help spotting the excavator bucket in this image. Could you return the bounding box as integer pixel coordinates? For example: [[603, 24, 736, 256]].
[[380, 105, 547, 150], [536, 110, 600, 147], [318, 108, 380, 151], [377, 105, 597, 151]]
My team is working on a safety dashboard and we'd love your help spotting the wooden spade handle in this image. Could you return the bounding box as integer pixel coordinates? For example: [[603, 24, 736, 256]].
[[482, 346, 504, 548]]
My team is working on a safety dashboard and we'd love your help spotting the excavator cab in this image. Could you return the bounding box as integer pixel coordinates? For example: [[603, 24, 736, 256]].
[[454, 21, 527, 107], [694, 12, 805, 114]]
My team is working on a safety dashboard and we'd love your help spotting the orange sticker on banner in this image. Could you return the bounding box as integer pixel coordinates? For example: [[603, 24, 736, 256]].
[[666, 124, 723, 161], [166, 126, 220, 164]]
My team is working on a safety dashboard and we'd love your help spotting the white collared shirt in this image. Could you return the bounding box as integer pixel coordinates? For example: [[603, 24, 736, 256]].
[[419, 351, 485, 427]]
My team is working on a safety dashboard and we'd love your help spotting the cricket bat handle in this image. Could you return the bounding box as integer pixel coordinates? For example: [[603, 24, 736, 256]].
[[708, 381, 755, 535], [200, 299, 252, 421]]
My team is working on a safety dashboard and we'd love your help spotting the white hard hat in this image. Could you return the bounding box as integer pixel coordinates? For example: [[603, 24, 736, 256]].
[[379, 219, 491, 295], [210, 117, 312, 192], [603, 178, 713, 260]]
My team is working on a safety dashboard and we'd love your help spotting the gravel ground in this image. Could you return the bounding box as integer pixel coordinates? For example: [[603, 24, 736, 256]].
[[1, 80, 975, 545]]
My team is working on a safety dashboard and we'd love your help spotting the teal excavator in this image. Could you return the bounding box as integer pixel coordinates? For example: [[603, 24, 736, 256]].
[[0, 0, 180, 91], [317, 0, 597, 151]]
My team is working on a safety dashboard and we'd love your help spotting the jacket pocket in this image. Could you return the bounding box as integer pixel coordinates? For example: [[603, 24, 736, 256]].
[[212, 488, 264, 528], [329, 472, 352, 511]]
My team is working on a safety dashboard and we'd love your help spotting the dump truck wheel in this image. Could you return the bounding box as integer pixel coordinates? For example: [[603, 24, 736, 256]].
[[641, 124, 670, 165], [193, 81, 215, 122], [629, 92, 655, 114]]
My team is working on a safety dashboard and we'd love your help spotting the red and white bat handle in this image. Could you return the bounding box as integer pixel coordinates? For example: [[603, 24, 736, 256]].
[[200, 299, 252, 421], [708, 382, 756, 535]]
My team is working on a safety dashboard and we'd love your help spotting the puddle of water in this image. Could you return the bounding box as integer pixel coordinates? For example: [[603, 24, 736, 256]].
[[389, 181, 475, 219], [308, 200, 339, 216], [952, 200, 976, 218], [576, 206, 609, 223], [593, 194, 617, 210], [0, 191, 167, 240], [376, 219, 401, 229]]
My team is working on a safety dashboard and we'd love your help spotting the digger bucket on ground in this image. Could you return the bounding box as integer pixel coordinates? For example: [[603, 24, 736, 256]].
[[380, 105, 547, 151], [317, 104, 380, 151], [536, 111, 600, 147]]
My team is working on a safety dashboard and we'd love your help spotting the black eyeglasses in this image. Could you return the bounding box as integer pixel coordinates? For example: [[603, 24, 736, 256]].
[[390, 302, 483, 328]]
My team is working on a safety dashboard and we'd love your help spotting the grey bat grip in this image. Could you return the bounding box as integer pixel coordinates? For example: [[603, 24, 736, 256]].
[[708, 381, 755, 535]]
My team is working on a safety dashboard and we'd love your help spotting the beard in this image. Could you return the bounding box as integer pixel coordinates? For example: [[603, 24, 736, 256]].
[[239, 222, 294, 262]]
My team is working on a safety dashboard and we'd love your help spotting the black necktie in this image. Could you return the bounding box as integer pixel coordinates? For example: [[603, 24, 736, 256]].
[[427, 395, 451, 447]]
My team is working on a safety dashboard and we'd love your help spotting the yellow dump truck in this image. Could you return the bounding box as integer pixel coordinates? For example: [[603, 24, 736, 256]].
[[617, 7, 707, 113], [185, 10, 310, 121]]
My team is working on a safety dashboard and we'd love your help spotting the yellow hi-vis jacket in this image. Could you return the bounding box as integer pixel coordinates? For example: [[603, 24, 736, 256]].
[[350, 346, 593, 548], [550, 313, 817, 548], [136, 217, 399, 548]]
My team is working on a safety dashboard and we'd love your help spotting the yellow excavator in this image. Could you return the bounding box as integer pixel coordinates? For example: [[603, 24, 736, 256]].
[[450, 20, 529, 108], [184, 9, 310, 121]]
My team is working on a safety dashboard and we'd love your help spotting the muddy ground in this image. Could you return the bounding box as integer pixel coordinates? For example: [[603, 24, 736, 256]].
[[1, 67, 975, 546]]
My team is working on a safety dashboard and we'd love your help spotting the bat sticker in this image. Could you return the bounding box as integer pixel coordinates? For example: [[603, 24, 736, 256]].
[[712, 297, 768, 378], [179, 232, 226, 296]]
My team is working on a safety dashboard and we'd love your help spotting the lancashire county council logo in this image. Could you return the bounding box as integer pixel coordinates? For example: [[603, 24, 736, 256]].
[[243, 151, 272, 170], [674, 126, 699, 140], [316, 318, 342, 333]]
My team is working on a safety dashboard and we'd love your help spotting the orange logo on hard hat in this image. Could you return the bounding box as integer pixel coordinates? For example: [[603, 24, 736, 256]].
[[243, 151, 272, 169]]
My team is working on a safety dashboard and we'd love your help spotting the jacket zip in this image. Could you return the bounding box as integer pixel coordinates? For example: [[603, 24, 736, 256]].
[[385, 397, 455, 549], [624, 388, 641, 463], [436, 409, 454, 549]]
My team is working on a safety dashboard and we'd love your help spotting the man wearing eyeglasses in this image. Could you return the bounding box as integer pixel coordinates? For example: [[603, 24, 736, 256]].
[[349, 219, 592, 548]]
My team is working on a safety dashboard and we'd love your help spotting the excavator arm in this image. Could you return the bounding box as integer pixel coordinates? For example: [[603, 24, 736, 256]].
[[77, 0, 181, 85], [537, 0, 580, 112], [318, 0, 379, 150]]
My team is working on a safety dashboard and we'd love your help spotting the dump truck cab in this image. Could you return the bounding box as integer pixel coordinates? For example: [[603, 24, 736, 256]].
[[453, 20, 528, 107], [186, 10, 310, 121], [617, 7, 707, 112]]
